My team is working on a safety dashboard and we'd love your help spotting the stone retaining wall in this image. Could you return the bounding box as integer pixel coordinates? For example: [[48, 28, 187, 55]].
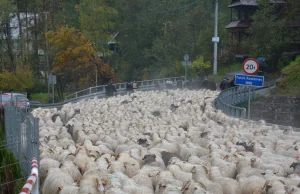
[[250, 96, 300, 127]]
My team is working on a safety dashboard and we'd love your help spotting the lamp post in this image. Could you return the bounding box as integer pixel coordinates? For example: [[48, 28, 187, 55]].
[[213, 0, 219, 75]]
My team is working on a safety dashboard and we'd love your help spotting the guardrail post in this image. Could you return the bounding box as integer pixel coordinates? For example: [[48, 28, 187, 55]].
[[75, 92, 78, 98], [89, 87, 92, 94]]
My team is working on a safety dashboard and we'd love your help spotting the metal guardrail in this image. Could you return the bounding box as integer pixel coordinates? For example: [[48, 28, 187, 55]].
[[30, 76, 186, 109], [214, 82, 276, 119], [64, 76, 185, 101]]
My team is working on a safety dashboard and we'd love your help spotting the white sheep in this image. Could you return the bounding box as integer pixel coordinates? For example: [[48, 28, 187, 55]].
[[209, 167, 241, 194], [60, 161, 82, 182], [42, 168, 74, 194]]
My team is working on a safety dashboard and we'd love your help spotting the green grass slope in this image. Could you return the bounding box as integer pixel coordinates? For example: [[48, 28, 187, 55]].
[[275, 56, 300, 96]]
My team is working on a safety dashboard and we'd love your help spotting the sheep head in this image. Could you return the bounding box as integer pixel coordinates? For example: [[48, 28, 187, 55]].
[[95, 178, 105, 192], [290, 162, 300, 169], [250, 158, 257, 167], [261, 180, 272, 194]]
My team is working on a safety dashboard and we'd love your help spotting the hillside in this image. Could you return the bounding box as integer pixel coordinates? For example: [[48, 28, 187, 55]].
[[275, 56, 300, 96]]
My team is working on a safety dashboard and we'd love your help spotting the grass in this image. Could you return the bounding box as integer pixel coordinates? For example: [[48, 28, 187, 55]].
[[274, 56, 300, 96], [30, 93, 52, 104], [31, 92, 70, 103], [207, 63, 242, 83], [235, 95, 261, 109]]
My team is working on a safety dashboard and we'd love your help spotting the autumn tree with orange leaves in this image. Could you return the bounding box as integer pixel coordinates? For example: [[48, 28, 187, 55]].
[[46, 27, 115, 99]]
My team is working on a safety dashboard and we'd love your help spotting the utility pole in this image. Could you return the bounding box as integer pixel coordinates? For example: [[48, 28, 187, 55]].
[[1, 26, 4, 72], [44, 11, 50, 93], [95, 65, 98, 86], [213, 0, 219, 75]]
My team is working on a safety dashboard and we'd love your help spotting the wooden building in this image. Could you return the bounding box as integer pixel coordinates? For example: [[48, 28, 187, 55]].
[[226, 0, 286, 61]]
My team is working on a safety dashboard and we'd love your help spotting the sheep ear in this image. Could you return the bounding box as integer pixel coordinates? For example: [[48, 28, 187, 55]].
[[95, 178, 100, 187], [279, 180, 286, 185], [101, 179, 107, 185], [199, 182, 207, 191], [59, 163, 63, 168], [115, 153, 121, 160], [202, 165, 209, 174], [250, 158, 256, 163], [76, 179, 81, 185], [56, 186, 63, 194], [223, 155, 229, 160], [191, 166, 196, 173]]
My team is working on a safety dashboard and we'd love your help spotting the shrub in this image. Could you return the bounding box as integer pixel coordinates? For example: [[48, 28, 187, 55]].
[[0, 124, 25, 194]]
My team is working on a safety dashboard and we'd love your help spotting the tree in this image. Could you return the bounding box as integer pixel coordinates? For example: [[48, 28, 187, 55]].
[[246, 0, 287, 69], [76, 0, 118, 54], [0, 65, 34, 91], [0, 0, 16, 72], [190, 56, 211, 79], [46, 27, 115, 99]]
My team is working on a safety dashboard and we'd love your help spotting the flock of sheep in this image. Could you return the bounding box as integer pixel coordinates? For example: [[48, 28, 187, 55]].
[[32, 89, 300, 194]]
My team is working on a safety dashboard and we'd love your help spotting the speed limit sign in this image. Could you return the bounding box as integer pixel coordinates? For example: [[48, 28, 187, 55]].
[[242, 58, 260, 75]]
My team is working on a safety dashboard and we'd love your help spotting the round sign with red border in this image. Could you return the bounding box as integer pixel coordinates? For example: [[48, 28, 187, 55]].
[[242, 58, 260, 75]]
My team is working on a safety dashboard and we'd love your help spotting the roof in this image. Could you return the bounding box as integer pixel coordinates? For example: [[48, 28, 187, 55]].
[[229, 0, 286, 8], [226, 20, 251, 29]]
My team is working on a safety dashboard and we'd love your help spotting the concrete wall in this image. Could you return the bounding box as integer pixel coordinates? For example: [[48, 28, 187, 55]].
[[250, 96, 300, 128]]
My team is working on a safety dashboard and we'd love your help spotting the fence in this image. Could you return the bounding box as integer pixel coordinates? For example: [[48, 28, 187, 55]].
[[30, 76, 186, 109], [214, 83, 275, 119], [214, 86, 253, 118], [0, 93, 39, 194]]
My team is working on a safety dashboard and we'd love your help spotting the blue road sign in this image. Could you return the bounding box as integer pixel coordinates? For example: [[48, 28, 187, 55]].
[[234, 74, 264, 87]]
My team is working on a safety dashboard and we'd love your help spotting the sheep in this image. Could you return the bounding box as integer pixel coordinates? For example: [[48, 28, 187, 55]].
[[39, 157, 61, 185], [59, 161, 82, 182], [265, 180, 287, 194], [191, 165, 210, 180], [142, 154, 166, 169], [42, 168, 74, 194], [209, 167, 241, 194], [56, 184, 79, 194], [181, 180, 210, 194], [250, 157, 287, 177], [167, 164, 192, 182], [78, 169, 108, 194], [161, 151, 182, 167], [34, 89, 300, 193], [210, 154, 237, 179], [236, 159, 264, 180], [238, 176, 268, 194], [132, 174, 154, 191], [154, 178, 182, 194]]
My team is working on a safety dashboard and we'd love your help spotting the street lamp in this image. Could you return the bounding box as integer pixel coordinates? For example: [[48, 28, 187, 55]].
[[213, 0, 219, 75]]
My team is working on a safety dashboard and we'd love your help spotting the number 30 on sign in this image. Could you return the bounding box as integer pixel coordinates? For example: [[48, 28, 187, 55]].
[[242, 58, 260, 75]]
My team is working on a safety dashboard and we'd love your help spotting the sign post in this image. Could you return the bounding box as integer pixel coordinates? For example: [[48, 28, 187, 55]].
[[235, 58, 263, 119], [48, 74, 56, 104], [181, 54, 191, 81]]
